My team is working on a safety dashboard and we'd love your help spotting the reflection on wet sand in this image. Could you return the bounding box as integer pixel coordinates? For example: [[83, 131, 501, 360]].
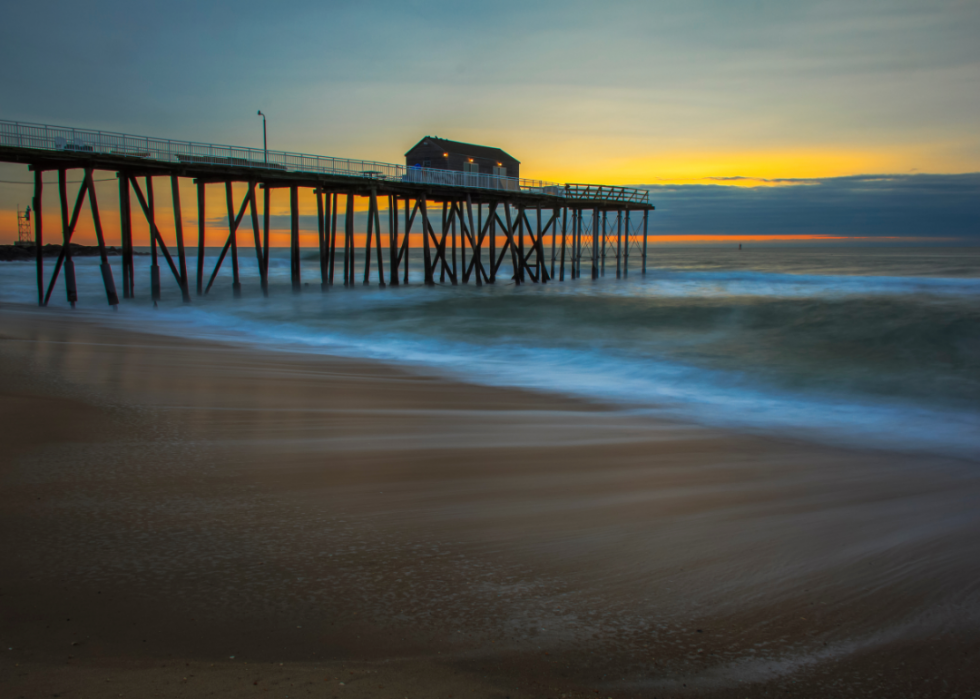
[[2, 306, 979, 697]]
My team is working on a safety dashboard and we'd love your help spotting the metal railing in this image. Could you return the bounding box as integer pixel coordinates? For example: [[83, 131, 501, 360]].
[[0, 119, 648, 204], [564, 183, 650, 204]]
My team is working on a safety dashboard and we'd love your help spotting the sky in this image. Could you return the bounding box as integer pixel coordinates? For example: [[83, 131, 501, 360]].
[[1, 0, 978, 245]]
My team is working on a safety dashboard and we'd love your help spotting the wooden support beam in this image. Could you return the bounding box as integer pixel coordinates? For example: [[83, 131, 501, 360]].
[[429, 207, 446, 281], [197, 182, 250, 295], [516, 205, 526, 282], [491, 228, 512, 281], [363, 193, 374, 285], [290, 185, 300, 292], [263, 185, 271, 289], [372, 189, 386, 287], [536, 208, 543, 281], [502, 205, 520, 284], [572, 210, 578, 279], [419, 195, 434, 285], [488, 202, 496, 283], [196, 181, 205, 296], [59, 169, 77, 306], [401, 197, 414, 284], [601, 210, 607, 277], [518, 207, 546, 282], [397, 198, 419, 279], [171, 176, 191, 302], [249, 183, 266, 296], [525, 208, 553, 283], [550, 207, 558, 280], [450, 200, 458, 284], [592, 208, 599, 280], [148, 177, 160, 302], [85, 169, 119, 307], [439, 202, 448, 284], [33, 170, 43, 305], [535, 209, 550, 283], [321, 189, 332, 289], [463, 201, 492, 285], [119, 173, 133, 299], [43, 170, 88, 307], [458, 202, 467, 283], [429, 202, 458, 285], [226, 182, 242, 297], [317, 188, 326, 288], [616, 209, 622, 279], [642, 209, 649, 274], [465, 195, 482, 286], [559, 207, 567, 282], [426, 201, 456, 285], [344, 193, 354, 286], [129, 178, 183, 294], [518, 209, 542, 282], [569, 209, 577, 279], [623, 209, 630, 277], [388, 195, 398, 286], [328, 192, 339, 285]]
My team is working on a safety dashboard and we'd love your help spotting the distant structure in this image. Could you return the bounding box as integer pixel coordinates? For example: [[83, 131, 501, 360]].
[[405, 136, 519, 178], [16, 205, 33, 246]]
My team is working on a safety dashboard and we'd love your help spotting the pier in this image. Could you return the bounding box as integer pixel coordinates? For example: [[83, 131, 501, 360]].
[[0, 119, 654, 307]]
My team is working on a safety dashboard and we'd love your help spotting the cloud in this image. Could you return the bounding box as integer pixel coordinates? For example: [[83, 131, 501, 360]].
[[637, 174, 980, 240]]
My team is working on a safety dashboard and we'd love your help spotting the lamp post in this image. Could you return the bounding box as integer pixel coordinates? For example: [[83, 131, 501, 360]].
[[257, 110, 267, 163]]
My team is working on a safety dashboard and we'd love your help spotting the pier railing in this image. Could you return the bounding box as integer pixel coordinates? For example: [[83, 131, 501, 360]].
[[0, 119, 648, 204], [563, 183, 650, 203]]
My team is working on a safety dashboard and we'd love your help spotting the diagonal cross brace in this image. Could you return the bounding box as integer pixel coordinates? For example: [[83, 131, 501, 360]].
[[204, 182, 254, 294], [130, 178, 185, 292], [427, 203, 457, 284], [42, 175, 90, 306], [462, 200, 493, 284], [395, 199, 419, 268]]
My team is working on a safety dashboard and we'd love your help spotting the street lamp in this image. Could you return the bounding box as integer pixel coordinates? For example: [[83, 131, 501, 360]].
[[257, 110, 267, 163]]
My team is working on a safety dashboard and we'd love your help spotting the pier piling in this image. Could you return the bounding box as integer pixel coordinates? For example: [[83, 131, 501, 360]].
[[196, 182, 205, 296]]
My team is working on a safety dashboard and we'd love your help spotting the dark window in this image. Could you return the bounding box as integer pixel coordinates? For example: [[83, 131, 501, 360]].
[[423, 159, 431, 167]]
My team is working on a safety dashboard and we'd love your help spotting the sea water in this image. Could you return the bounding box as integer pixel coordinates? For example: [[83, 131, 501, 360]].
[[3, 246, 978, 459]]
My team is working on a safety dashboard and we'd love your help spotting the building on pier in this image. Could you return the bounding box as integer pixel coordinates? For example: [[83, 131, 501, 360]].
[[405, 137, 519, 178]]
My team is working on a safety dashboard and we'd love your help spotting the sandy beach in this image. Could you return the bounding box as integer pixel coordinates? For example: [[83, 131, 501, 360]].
[[2, 303, 979, 698]]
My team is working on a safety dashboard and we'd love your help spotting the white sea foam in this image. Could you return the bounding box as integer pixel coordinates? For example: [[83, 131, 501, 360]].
[[3, 248, 978, 460]]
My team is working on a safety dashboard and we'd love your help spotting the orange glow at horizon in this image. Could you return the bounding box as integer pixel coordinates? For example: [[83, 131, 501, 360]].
[[4, 208, 964, 249], [531, 143, 972, 186]]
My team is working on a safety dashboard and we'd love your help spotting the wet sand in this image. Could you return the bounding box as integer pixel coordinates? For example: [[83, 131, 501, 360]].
[[2, 304, 979, 698]]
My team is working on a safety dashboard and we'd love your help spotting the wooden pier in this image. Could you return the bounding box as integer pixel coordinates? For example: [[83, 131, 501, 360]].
[[0, 120, 653, 307]]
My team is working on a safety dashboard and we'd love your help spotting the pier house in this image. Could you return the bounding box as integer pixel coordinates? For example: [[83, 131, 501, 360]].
[[405, 137, 519, 178]]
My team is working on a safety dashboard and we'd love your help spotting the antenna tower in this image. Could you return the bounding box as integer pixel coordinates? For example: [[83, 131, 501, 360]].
[[17, 206, 33, 245]]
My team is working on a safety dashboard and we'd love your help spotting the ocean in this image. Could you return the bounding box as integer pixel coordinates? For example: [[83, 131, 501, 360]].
[[3, 245, 978, 459]]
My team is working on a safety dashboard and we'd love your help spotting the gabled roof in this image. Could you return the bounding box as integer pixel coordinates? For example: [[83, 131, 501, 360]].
[[405, 136, 520, 164]]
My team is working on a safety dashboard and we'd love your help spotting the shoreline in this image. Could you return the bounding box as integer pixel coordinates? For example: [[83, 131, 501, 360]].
[[0, 243, 151, 262], [2, 305, 979, 697]]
